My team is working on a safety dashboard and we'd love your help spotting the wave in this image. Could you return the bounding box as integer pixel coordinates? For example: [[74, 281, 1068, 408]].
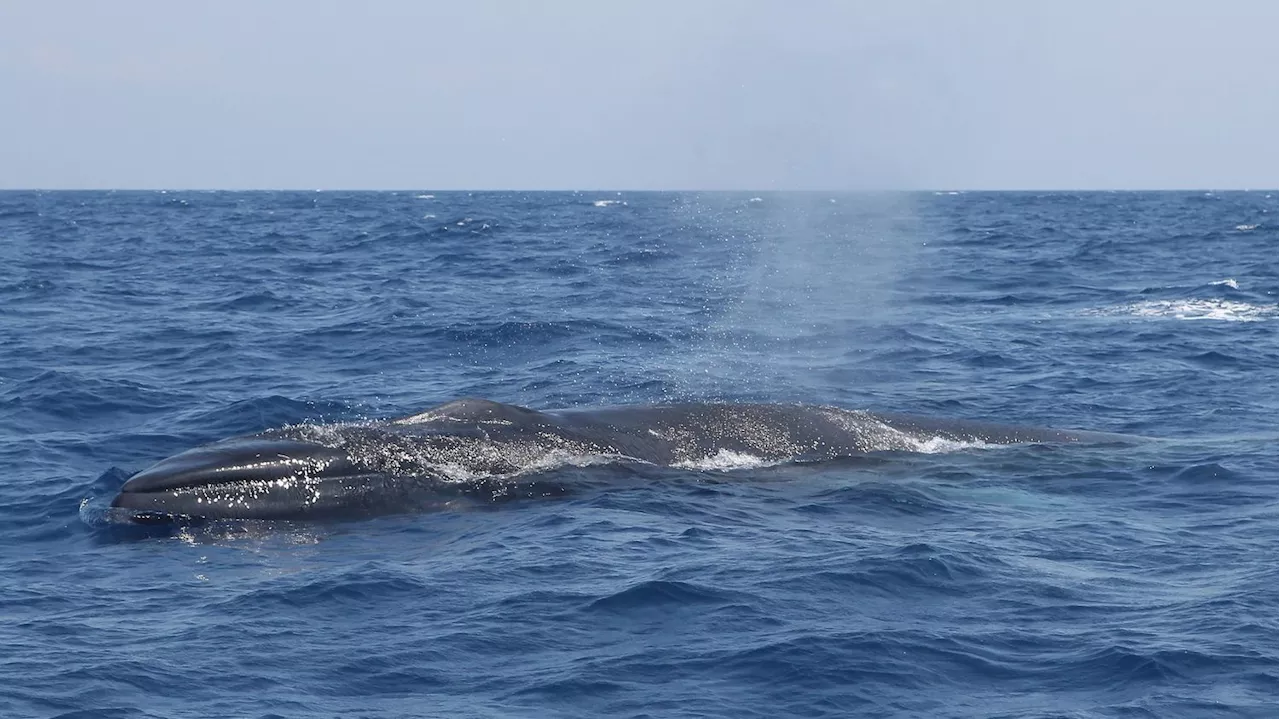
[[1085, 299, 1277, 322], [202, 290, 292, 312], [0, 370, 187, 428], [584, 579, 741, 613]]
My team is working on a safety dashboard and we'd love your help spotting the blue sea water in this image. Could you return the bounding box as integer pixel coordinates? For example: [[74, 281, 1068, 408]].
[[0, 190, 1276, 718]]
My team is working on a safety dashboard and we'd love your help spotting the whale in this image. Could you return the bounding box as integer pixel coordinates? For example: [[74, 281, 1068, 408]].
[[110, 398, 1125, 523]]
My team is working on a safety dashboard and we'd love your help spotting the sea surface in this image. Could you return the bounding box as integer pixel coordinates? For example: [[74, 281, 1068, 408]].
[[1, 190, 1276, 718]]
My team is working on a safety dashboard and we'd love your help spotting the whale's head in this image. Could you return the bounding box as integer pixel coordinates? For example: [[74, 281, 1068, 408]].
[[110, 437, 386, 523]]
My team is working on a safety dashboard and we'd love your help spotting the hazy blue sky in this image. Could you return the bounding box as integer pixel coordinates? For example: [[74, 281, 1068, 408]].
[[0, 1, 1275, 189]]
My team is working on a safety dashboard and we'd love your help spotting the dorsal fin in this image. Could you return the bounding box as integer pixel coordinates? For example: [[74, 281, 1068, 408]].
[[394, 398, 544, 425]]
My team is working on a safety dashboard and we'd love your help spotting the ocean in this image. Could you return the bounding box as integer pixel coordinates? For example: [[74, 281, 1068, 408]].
[[1, 190, 1276, 718]]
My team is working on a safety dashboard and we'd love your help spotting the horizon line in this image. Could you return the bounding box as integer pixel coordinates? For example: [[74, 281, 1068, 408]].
[[0, 187, 1275, 193]]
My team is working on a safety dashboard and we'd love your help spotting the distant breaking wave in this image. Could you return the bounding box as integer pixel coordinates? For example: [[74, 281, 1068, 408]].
[[1086, 299, 1277, 322]]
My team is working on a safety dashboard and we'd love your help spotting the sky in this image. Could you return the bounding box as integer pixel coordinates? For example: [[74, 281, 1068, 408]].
[[0, 1, 1275, 190]]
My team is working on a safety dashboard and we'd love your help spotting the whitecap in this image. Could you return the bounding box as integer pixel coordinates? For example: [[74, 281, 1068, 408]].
[[1234, 224, 1258, 231], [415, 194, 435, 199], [1209, 279, 1240, 289], [1086, 299, 1277, 322], [593, 200, 625, 207]]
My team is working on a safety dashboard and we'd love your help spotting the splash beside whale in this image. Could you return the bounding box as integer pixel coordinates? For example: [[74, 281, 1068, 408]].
[[110, 399, 1125, 523]]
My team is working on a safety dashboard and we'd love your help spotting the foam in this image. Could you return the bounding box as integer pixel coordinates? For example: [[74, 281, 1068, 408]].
[[1086, 299, 1277, 322], [902, 436, 998, 454], [513, 449, 638, 475], [819, 407, 1031, 454], [673, 449, 778, 471]]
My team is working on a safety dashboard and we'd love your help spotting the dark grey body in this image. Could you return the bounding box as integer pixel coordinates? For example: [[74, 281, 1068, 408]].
[[111, 399, 1124, 523]]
